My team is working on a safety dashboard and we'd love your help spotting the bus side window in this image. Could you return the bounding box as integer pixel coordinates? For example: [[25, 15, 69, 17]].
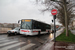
[[37, 25, 40, 29], [34, 27, 36, 29]]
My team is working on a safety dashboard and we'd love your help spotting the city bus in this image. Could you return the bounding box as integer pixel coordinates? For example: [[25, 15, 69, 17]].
[[18, 19, 51, 35]]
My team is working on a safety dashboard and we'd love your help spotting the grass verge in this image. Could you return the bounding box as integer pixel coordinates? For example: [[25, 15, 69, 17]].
[[56, 30, 75, 43]]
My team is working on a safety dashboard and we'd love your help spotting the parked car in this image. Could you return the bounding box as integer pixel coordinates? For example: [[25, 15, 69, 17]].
[[7, 27, 20, 35]]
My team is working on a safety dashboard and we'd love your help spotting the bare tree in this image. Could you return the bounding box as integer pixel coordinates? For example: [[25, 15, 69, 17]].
[[36, 0, 75, 26], [36, 0, 75, 36]]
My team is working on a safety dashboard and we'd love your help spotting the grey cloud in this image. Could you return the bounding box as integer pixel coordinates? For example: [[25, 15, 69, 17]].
[[0, 0, 61, 25]]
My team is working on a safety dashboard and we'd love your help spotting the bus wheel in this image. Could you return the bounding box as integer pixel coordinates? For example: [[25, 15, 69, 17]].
[[38, 31, 40, 35], [48, 31, 50, 34]]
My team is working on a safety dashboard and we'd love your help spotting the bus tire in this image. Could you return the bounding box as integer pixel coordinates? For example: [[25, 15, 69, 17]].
[[48, 31, 50, 34], [38, 31, 40, 35]]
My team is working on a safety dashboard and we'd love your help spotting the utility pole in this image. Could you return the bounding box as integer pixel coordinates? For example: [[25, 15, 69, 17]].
[[63, 0, 69, 36]]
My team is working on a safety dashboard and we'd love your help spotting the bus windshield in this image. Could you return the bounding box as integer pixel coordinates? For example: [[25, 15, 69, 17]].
[[21, 20, 32, 29]]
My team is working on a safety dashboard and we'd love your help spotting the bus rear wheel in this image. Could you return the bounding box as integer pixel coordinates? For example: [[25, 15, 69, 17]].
[[48, 31, 50, 34], [38, 31, 40, 35]]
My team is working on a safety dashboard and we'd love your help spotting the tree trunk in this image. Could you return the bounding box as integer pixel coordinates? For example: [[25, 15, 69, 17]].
[[63, 0, 69, 36]]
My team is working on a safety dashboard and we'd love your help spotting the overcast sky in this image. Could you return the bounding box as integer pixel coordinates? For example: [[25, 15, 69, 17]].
[[0, 0, 62, 25]]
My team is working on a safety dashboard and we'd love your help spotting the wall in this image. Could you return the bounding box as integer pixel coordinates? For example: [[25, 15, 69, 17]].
[[0, 27, 12, 33]]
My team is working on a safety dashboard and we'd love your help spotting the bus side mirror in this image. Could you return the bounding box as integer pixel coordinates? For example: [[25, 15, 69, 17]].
[[52, 20, 53, 22], [19, 29, 20, 31], [18, 20, 20, 23]]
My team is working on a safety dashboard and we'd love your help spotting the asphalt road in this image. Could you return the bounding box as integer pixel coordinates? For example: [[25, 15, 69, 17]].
[[0, 33, 50, 50]]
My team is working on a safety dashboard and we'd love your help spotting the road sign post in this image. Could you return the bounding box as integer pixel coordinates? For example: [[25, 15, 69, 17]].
[[51, 9, 57, 42], [53, 15, 56, 42]]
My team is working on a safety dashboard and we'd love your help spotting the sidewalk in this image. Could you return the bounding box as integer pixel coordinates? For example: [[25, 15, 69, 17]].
[[35, 28, 75, 50], [36, 41, 75, 50]]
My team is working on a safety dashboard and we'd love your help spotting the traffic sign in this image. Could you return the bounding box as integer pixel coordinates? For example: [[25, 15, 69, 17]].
[[51, 9, 57, 15]]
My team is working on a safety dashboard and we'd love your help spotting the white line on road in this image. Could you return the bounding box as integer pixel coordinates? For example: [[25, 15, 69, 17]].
[[17, 43, 35, 50], [0, 41, 18, 46], [0, 40, 10, 43], [0, 42, 25, 50], [0, 38, 7, 41]]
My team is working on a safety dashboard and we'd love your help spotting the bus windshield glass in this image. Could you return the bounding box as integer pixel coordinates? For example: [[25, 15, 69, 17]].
[[21, 20, 32, 29]]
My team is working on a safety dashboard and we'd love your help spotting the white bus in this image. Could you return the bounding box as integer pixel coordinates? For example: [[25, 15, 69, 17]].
[[18, 19, 51, 35]]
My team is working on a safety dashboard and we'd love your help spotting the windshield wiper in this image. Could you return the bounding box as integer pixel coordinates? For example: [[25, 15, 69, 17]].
[[26, 24, 30, 29]]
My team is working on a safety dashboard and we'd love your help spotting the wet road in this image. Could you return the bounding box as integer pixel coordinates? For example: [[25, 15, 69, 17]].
[[0, 33, 50, 50]]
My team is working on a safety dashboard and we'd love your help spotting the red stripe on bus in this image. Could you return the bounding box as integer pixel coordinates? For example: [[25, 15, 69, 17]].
[[21, 30, 29, 32], [33, 31, 38, 32]]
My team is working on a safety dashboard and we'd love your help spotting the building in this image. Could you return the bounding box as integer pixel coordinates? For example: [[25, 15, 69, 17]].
[[0, 23, 20, 29]]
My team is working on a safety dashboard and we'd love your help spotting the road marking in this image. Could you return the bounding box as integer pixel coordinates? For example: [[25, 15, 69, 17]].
[[0, 42, 25, 50], [0, 38, 7, 41], [0, 41, 18, 47], [0, 40, 10, 43], [17, 43, 35, 50]]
